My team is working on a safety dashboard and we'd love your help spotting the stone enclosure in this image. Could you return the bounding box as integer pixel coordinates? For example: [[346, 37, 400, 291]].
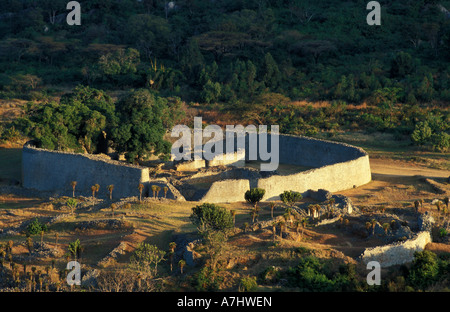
[[21, 133, 372, 202]]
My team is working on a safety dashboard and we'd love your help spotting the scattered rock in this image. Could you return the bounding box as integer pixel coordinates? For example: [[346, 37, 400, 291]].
[[81, 269, 100, 289]]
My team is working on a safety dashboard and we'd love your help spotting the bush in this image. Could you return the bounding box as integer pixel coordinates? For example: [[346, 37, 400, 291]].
[[129, 242, 166, 277], [408, 250, 439, 290], [431, 132, 450, 152], [279, 190, 302, 207], [239, 276, 258, 292], [411, 121, 433, 146], [26, 218, 48, 236], [190, 203, 233, 233], [287, 256, 336, 291], [194, 266, 222, 291]]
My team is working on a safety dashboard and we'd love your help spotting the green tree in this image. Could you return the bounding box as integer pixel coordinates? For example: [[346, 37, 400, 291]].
[[244, 188, 266, 210], [66, 198, 78, 215], [129, 242, 166, 277], [126, 14, 170, 59], [70, 181, 77, 198], [26, 218, 48, 236], [107, 185, 114, 200], [201, 79, 221, 104], [262, 52, 281, 90], [190, 203, 233, 234], [411, 121, 433, 146], [68, 239, 82, 261], [280, 191, 303, 207], [138, 183, 145, 202], [408, 250, 439, 290], [390, 51, 415, 78], [111, 89, 171, 163]]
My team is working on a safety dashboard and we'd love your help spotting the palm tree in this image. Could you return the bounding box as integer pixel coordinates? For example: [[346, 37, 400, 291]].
[[40, 230, 44, 247], [70, 181, 77, 197], [178, 259, 186, 274], [250, 209, 258, 224], [243, 222, 249, 233], [169, 242, 177, 253], [26, 236, 33, 254], [308, 204, 316, 219], [382, 223, 390, 235], [163, 186, 169, 198], [91, 185, 97, 199], [272, 221, 277, 241], [151, 185, 157, 198], [293, 220, 300, 234], [111, 203, 117, 217], [278, 221, 286, 239], [68, 239, 82, 262], [371, 219, 377, 236], [7, 240, 13, 254], [269, 202, 276, 219], [414, 200, 420, 213], [300, 218, 308, 237], [155, 185, 161, 198], [169, 242, 176, 272], [138, 184, 145, 202], [230, 210, 236, 226], [365, 221, 372, 234], [435, 200, 442, 214], [107, 185, 114, 200], [285, 207, 293, 223]]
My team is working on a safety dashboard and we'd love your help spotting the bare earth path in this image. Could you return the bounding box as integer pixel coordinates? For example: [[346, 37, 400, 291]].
[[370, 158, 450, 179]]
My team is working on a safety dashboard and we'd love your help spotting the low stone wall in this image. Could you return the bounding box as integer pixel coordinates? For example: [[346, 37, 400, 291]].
[[207, 150, 246, 168], [199, 179, 250, 203], [175, 159, 206, 171], [360, 231, 432, 267]]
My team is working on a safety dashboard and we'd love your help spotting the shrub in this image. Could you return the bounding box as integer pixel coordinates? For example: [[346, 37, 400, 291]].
[[408, 250, 439, 290], [431, 132, 450, 152], [239, 276, 258, 292], [411, 121, 433, 146], [26, 218, 48, 236], [279, 190, 303, 207], [190, 203, 233, 233], [194, 266, 222, 291], [129, 242, 166, 278]]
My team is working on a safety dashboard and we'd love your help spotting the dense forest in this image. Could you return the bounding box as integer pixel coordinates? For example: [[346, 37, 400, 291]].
[[0, 0, 449, 158]]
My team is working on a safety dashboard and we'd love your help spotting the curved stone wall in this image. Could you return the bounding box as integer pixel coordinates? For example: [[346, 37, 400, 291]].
[[21, 134, 371, 203], [199, 134, 372, 202], [360, 231, 432, 267]]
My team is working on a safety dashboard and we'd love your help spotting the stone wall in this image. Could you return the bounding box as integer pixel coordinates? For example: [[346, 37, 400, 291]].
[[201, 134, 372, 202], [199, 179, 250, 203], [360, 231, 432, 267], [22, 144, 183, 200], [257, 155, 371, 201], [22, 133, 372, 204]]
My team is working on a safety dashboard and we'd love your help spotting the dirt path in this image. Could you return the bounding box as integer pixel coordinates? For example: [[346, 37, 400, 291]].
[[370, 158, 450, 178]]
